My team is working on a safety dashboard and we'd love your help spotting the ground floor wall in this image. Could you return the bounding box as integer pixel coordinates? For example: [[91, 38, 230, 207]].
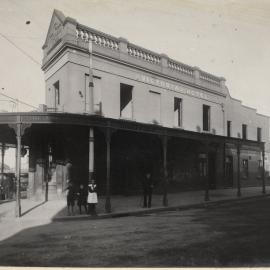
[[226, 143, 269, 189], [27, 125, 89, 200], [25, 126, 268, 200]]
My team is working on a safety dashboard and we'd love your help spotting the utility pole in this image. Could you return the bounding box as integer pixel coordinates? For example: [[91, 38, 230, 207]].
[[15, 122, 22, 217], [1, 143, 5, 184], [88, 39, 94, 114], [88, 39, 95, 182]]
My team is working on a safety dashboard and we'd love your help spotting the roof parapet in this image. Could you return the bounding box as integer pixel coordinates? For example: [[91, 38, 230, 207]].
[[42, 10, 227, 95], [75, 23, 226, 94]]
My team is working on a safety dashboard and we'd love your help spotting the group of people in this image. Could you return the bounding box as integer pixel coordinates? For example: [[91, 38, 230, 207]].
[[65, 170, 155, 216], [66, 180, 98, 216]]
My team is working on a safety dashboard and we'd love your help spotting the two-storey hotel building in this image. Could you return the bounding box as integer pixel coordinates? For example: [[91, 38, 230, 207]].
[[0, 10, 269, 214]]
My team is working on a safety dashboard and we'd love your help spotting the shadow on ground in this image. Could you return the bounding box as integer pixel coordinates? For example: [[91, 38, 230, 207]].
[[1, 197, 270, 267], [52, 196, 107, 218], [21, 201, 47, 217]]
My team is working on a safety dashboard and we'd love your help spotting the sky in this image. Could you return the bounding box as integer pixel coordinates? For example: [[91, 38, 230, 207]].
[[0, 0, 269, 116]]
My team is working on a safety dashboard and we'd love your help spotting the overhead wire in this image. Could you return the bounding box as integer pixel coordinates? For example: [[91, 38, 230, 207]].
[[0, 90, 38, 110], [0, 3, 44, 110], [0, 32, 41, 66], [0, 32, 41, 109], [0, 5, 89, 111]]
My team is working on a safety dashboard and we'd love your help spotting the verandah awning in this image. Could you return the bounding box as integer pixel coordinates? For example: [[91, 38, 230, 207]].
[[0, 112, 264, 148]]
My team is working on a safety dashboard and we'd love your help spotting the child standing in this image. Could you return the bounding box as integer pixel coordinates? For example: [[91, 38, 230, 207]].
[[77, 184, 88, 214]]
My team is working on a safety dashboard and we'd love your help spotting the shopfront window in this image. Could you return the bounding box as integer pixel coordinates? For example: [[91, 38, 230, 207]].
[[242, 159, 248, 178], [198, 154, 207, 177]]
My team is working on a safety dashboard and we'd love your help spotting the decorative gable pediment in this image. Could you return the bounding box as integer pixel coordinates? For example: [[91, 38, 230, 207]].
[[43, 10, 65, 52]]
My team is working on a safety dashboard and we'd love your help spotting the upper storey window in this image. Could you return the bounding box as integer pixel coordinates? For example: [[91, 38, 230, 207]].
[[257, 127, 262, 142], [149, 91, 161, 124], [242, 124, 247, 140], [227, 121, 231, 137], [203, 104, 210, 131], [174, 97, 182, 127], [53, 81, 60, 106], [120, 83, 133, 119]]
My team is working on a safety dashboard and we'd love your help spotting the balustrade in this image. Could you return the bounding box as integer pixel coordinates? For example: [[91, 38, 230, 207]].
[[200, 71, 220, 86], [168, 60, 193, 77], [127, 45, 161, 65], [76, 28, 119, 50], [74, 26, 223, 89]]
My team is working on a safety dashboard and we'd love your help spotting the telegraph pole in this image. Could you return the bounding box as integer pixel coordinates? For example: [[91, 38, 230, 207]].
[[88, 39, 94, 114], [1, 143, 5, 184], [88, 39, 95, 182], [15, 122, 22, 217]]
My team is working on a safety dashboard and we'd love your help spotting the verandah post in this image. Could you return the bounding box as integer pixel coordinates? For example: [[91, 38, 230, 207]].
[[89, 127, 94, 182], [162, 135, 168, 207], [237, 142, 241, 197], [15, 122, 22, 217], [262, 142, 266, 194], [9, 119, 31, 217], [204, 141, 210, 201], [105, 127, 112, 213], [1, 143, 5, 187]]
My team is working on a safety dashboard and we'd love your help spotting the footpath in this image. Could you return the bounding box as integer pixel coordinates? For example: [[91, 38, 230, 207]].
[[0, 186, 269, 241], [56, 185, 270, 221], [1, 186, 269, 221]]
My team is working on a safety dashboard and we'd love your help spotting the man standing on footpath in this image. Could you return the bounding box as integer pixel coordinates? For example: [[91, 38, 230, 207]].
[[142, 170, 154, 208]]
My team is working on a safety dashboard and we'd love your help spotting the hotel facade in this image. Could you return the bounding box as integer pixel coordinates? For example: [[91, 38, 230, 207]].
[[0, 10, 269, 214]]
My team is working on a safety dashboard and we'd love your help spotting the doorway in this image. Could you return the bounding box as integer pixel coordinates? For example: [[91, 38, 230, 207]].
[[225, 156, 233, 187]]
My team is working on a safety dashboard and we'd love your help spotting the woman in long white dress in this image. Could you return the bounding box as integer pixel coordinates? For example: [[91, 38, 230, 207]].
[[87, 180, 98, 216]]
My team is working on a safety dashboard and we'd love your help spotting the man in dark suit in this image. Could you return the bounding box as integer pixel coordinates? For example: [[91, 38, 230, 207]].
[[142, 171, 154, 208], [66, 181, 76, 215]]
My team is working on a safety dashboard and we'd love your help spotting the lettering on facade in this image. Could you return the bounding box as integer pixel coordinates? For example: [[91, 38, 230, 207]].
[[47, 18, 63, 50], [135, 74, 213, 101], [21, 115, 51, 123], [0, 115, 16, 123]]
